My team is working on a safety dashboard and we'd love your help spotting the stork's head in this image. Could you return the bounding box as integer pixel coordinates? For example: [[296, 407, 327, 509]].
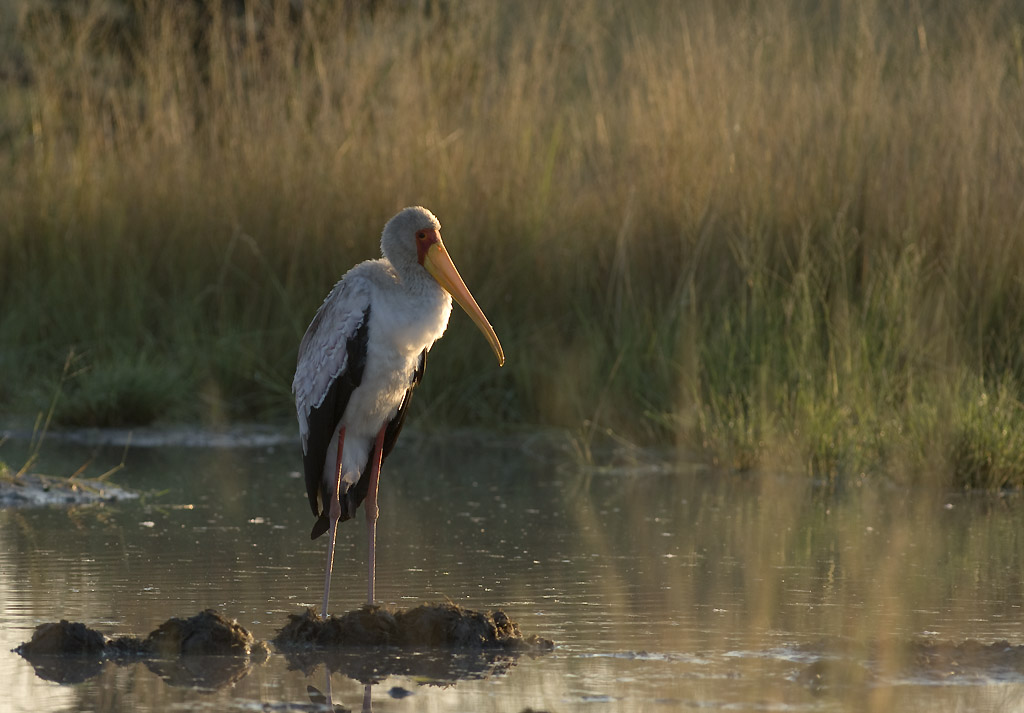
[[382, 206, 504, 367]]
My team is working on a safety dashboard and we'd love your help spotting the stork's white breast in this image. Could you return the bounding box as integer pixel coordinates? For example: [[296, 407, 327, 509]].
[[340, 270, 452, 440]]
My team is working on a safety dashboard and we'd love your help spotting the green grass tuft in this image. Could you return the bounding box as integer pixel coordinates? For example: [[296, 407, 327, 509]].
[[950, 381, 1024, 491], [52, 354, 185, 428]]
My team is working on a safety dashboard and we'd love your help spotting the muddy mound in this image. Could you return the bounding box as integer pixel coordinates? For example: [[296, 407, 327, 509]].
[[0, 473, 138, 506], [274, 603, 555, 651], [795, 637, 1024, 692], [145, 609, 266, 657], [15, 609, 269, 687], [17, 619, 108, 657], [910, 638, 1024, 677], [16, 605, 553, 688], [17, 609, 267, 659], [274, 604, 554, 685]]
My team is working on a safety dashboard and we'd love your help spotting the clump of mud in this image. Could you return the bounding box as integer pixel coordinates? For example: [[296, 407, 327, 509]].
[[0, 472, 138, 507], [274, 603, 555, 651], [144, 609, 267, 657], [794, 637, 1024, 693], [16, 605, 554, 688], [15, 609, 269, 687], [275, 604, 553, 685], [910, 638, 1024, 677], [17, 620, 108, 658]]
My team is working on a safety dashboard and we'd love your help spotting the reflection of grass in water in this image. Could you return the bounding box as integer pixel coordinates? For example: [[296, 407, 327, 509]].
[[557, 462, 1024, 677], [2, 1, 1024, 486]]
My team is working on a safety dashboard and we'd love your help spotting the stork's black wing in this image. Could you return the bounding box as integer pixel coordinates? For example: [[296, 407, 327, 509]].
[[307, 345, 427, 540], [302, 308, 370, 538], [328, 348, 428, 536], [383, 347, 427, 458]]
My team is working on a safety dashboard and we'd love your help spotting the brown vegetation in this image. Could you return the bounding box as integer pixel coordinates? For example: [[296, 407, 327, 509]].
[[2, 1, 1024, 486]]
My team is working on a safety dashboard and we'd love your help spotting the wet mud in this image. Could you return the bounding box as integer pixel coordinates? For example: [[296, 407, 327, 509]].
[[16, 604, 554, 688], [795, 638, 1024, 692], [274, 603, 554, 651], [909, 638, 1024, 676], [288, 646, 533, 686], [273, 603, 555, 684], [0, 473, 138, 507], [15, 609, 269, 688]]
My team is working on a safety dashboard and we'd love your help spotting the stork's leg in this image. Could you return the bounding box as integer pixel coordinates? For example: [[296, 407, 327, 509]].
[[365, 424, 387, 605], [321, 426, 346, 619]]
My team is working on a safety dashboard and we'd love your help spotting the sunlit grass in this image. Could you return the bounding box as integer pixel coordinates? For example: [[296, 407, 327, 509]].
[[2, 0, 1024, 487]]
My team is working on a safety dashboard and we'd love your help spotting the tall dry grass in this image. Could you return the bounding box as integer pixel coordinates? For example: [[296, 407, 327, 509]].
[[2, 0, 1024, 486]]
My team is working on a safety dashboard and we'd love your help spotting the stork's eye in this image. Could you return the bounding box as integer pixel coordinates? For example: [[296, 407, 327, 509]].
[[416, 230, 427, 241]]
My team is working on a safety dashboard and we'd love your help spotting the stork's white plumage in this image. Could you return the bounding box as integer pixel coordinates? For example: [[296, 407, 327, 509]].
[[292, 206, 503, 616]]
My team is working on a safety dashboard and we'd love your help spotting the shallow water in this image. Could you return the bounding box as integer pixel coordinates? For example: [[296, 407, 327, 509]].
[[4, 430, 1024, 712]]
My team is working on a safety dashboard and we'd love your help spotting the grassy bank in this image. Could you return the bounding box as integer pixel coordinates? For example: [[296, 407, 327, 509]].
[[2, 0, 1024, 488]]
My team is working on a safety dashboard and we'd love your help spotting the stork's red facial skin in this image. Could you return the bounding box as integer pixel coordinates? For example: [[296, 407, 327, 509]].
[[415, 229, 441, 266]]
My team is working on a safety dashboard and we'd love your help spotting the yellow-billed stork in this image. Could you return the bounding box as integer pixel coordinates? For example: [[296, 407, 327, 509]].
[[292, 206, 504, 615]]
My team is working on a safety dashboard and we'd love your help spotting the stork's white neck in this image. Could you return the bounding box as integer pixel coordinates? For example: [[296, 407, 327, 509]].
[[367, 258, 453, 358]]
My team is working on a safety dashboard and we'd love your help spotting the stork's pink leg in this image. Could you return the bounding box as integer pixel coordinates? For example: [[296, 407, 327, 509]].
[[365, 425, 387, 605], [321, 426, 346, 619]]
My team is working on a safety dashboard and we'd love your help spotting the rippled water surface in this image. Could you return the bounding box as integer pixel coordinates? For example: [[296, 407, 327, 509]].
[[4, 430, 1024, 712]]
